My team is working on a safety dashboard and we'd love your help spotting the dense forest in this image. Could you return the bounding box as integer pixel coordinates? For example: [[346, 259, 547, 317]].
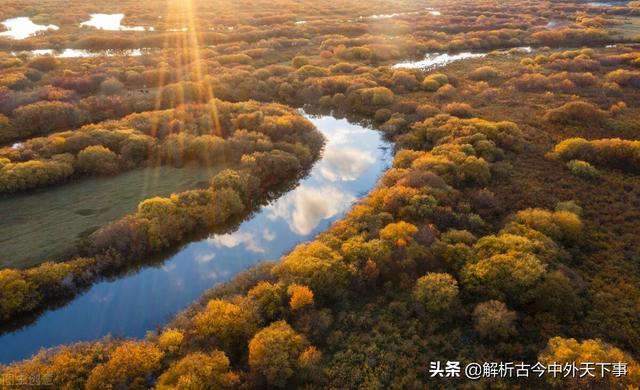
[[1, 0, 640, 388]]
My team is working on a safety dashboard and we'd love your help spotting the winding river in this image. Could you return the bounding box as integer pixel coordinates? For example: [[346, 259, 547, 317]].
[[0, 113, 392, 364]]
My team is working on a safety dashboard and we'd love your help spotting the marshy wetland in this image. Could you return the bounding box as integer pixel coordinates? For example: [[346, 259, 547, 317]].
[[1, 0, 640, 388]]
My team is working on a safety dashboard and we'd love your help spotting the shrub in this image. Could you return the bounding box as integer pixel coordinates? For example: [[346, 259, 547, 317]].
[[564, 72, 598, 87], [391, 70, 420, 91], [605, 69, 640, 88], [543, 100, 606, 124], [468, 66, 499, 81], [217, 53, 252, 65], [0, 158, 74, 193], [552, 137, 593, 160], [443, 102, 473, 118], [567, 159, 599, 180], [87, 215, 149, 259], [0, 72, 30, 90], [13, 101, 85, 138], [359, 87, 394, 106], [0, 113, 15, 142], [514, 208, 582, 242], [53, 75, 100, 94], [374, 108, 392, 122], [26, 56, 59, 72], [459, 156, 491, 185], [513, 73, 551, 92], [415, 104, 440, 119], [292, 55, 310, 68], [99, 77, 124, 95], [76, 145, 120, 175], [426, 72, 448, 85], [336, 46, 371, 61], [553, 137, 640, 172], [421, 78, 440, 91], [435, 84, 456, 99]]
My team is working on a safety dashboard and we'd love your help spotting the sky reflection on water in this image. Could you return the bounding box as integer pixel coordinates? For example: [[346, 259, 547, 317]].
[[0, 113, 392, 364], [80, 13, 153, 31], [0, 17, 59, 40]]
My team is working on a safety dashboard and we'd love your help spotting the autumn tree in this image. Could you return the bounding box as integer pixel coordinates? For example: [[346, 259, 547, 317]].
[[462, 251, 546, 301], [158, 328, 184, 354], [288, 284, 314, 311], [155, 351, 239, 389], [85, 341, 163, 390], [194, 299, 256, 350], [413, 273, 459, 312], [274, 242, 352, 300], [0, 269, 36, 319], [248, 281, 287, 323], [379, 221, 418, 248], [539, 337, 640, 388], [248, 321, 310, 387], [473, 300, 517, 340]]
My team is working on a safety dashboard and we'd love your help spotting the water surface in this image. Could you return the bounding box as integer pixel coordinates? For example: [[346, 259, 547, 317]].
[[0, 17, 59, 40], [587, 1, 628, 6], [0, 113, 392, 364], [393, 52, 487, 70], [393, 47, 532, 70], [80, 13, 153, 31], [13, 48, 145, 58]]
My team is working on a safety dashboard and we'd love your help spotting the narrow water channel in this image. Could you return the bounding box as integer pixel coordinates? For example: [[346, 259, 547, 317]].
[[0, 113, 393, 364]]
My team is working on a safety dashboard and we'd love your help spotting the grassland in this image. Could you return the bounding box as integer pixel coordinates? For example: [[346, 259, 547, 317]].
[[612, 16, 640, 40], [0, 164, 223, 268]]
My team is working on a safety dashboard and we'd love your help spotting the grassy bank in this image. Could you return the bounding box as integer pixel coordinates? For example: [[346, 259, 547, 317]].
[[0, 164, 223, 268]]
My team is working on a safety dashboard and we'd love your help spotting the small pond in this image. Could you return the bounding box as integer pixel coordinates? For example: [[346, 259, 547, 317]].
[[392, 47, 532, 71], [0, 17, 59, 40], [80, 13, 153, 31], [12, 48, 145, 58]]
